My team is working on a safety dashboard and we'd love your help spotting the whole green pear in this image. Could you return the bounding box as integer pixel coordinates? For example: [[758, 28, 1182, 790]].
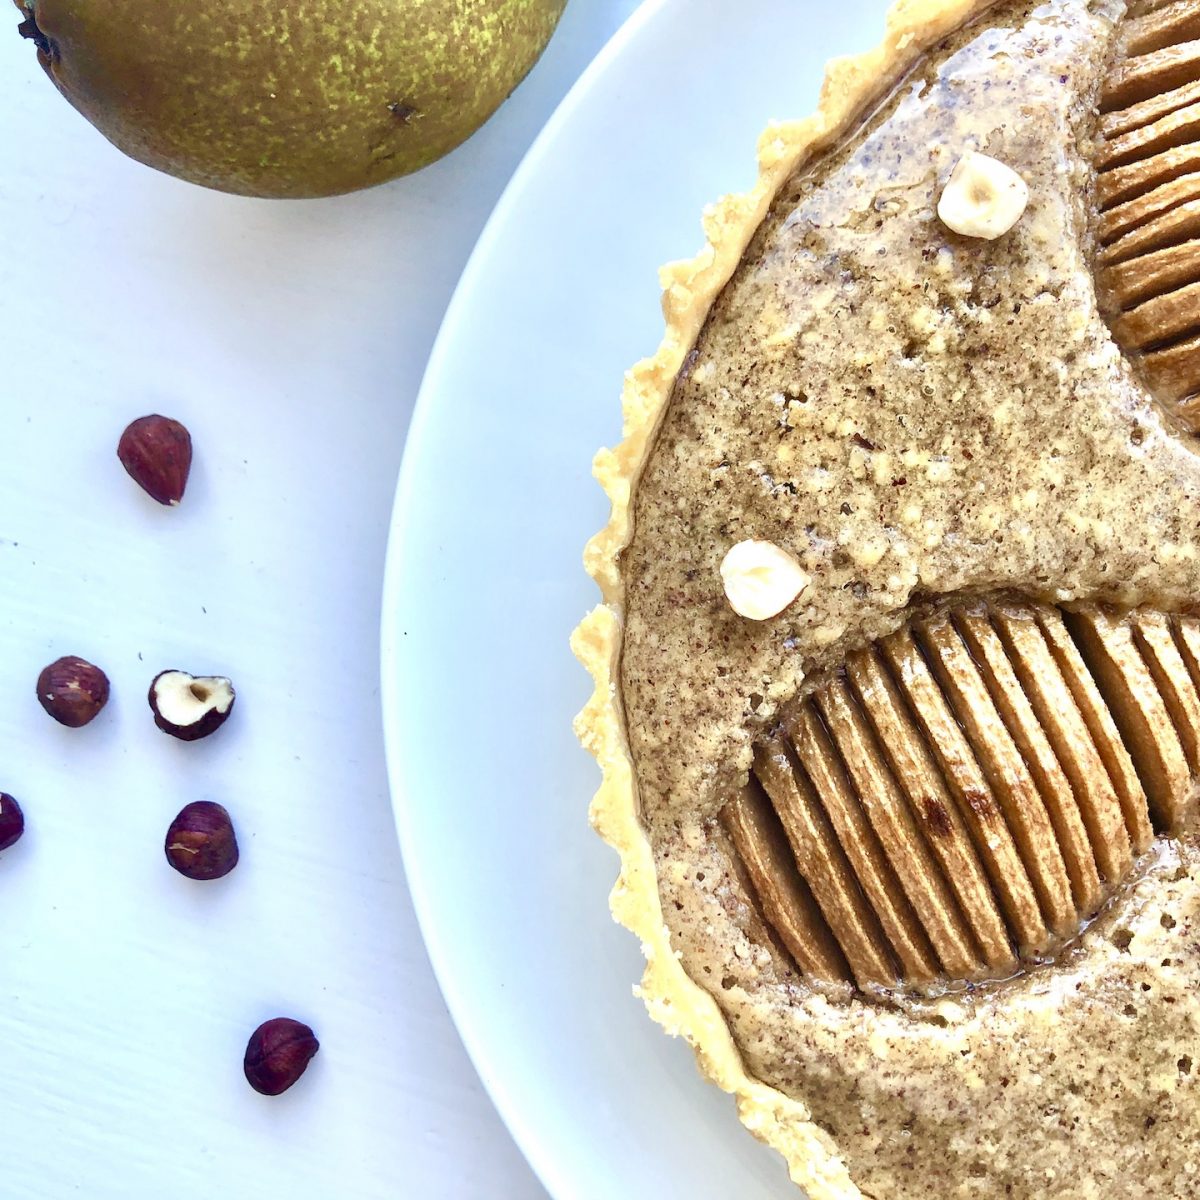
[[13, 0, 565, 198]]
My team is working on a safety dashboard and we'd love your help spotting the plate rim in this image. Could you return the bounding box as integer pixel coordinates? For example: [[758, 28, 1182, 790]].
[[379, 4, 666, 1197]]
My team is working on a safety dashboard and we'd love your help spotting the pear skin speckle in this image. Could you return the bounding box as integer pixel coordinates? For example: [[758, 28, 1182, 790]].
[[17, 0, 566, 197]]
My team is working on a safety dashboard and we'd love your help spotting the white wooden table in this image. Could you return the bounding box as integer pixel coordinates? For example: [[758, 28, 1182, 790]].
[[0, 4, 638, 1196]]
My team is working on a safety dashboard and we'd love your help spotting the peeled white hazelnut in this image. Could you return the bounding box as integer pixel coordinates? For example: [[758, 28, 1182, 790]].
[[149, 670, 236, 741], [720, 540, 810, 621], [937, 151, 1029, 240]]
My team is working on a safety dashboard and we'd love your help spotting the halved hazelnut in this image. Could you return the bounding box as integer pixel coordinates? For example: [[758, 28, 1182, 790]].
[[0, 794, 24, 852], [165, 801, 238, 880], [149, 670, 235, 741], [37, 656, 110, 727], [117, 414, 192, 506], [720, 539, 811, 620], [937, 151, 1029, 240]]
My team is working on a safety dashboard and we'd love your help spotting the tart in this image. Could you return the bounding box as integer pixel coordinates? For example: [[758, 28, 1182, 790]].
[[573, 0, 1200, 1196]]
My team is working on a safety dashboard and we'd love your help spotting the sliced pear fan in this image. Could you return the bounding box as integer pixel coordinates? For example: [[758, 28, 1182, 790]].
[[722, 600, 1200, 991], [1096, 0, 1200, 422]]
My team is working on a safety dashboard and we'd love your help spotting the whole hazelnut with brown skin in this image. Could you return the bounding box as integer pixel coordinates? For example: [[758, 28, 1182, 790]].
[[149, 670, 235, 740], [244, 1018, 320, 1096], [37, 656, 110, 727], [0, 794, 24, 852], [117, 414, 192, 505], [164, 801, 239, 880]]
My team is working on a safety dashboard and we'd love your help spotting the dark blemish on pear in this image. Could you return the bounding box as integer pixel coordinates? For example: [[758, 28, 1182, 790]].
[[387, 101, 422, 125]]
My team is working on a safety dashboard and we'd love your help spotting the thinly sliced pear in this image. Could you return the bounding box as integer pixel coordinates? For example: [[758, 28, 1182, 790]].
[[1065, 607, 1191, 830], [753, 737, 897, 987], [815, 677, 982, 979], [848, 646, 1015, 974], [785, 705, 939, 985], [722, 780, 851, 984], [955, 605, 1104, 917]]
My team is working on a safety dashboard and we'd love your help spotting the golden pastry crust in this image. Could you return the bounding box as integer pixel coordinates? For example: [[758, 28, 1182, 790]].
[[571, 0, 1003, 1193]]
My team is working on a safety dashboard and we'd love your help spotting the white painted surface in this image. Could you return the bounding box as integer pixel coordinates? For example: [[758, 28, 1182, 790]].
[[382, 1, 887, 1198], [0, 4, 638, 1197]]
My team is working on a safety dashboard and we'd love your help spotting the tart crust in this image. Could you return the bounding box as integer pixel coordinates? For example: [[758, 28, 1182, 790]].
[[571, 0, 1003, 1194]]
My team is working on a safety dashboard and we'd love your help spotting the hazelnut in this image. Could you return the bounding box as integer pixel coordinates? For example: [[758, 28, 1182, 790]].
[[164, 800, 239, 880], [720, 539, 811, 620], [244, 1018, 320, 1096], [0, 794, 24, 852], [149, 670, 235, 740], [37, 656, 110, 727], [117, 414, 193, 506], [937, 151, 1029, 240]]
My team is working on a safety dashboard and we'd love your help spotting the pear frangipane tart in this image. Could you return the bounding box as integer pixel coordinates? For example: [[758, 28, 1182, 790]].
[[575, 0, 1200, 1196]]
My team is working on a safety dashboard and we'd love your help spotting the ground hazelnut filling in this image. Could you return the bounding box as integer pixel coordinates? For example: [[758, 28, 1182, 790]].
[[616, 0, 1200, 1194]]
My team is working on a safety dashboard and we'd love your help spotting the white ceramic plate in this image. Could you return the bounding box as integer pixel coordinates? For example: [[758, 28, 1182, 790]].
[[382, 0, 886, 1195]]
